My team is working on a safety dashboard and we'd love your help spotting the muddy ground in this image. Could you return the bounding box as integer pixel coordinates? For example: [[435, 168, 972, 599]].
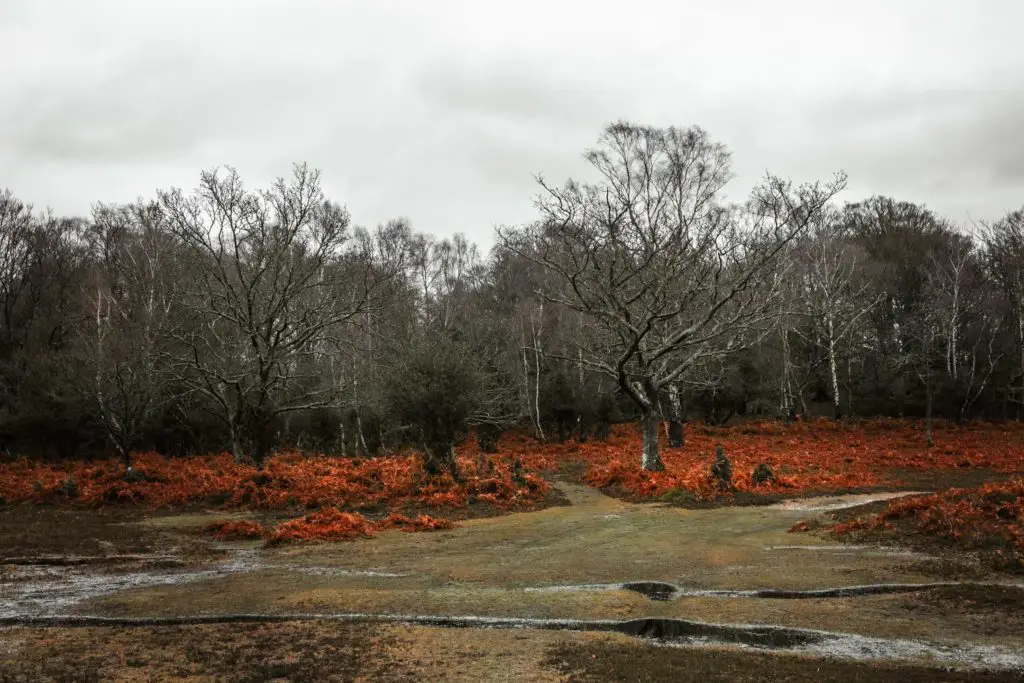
[[2, 482, 1023, 681]]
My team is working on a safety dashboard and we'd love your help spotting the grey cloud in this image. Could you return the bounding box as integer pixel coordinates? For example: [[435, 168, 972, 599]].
[[743, 96, 1020, 226], [811, 87, 978, 132], [809, 88, 1024, 193], [1, 46, 333, 165], [417, 57, 612, 128], [2, 0, 1023, 242]]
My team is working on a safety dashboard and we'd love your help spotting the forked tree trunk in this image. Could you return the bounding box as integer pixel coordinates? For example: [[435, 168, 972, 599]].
[[641, 412, 665, 471], [423, 440, 460, 481]]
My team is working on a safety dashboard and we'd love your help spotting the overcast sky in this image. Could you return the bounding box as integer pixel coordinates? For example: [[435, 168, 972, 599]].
[[2, 0, 1022, 247]]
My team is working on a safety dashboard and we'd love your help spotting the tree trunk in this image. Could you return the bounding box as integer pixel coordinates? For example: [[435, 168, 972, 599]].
[[846, 354, 854, 417], [230, 432, 246, 464], [667, 420, 684, 449], [243, 403, 275, 468], [477, 424, 501, 453], [923, 329, 934, 448], [534, 346, 544, 441], [925, 373, 934, 448], [251, 436, 271, 469], [115, 442, 132, 475], [1018, 305, 1024, 420], [533, 303, 545, 441], [827, 314, 842, 419], [423, 440, 459, 481], [521, 328, 545, 442], [666, 385, 684, 448], [641, 412, 665, 471], [356, 410, 368, 456], [779, 327, 791, 418]]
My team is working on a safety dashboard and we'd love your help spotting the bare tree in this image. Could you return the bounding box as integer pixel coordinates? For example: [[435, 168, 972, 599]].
[[500, 122, 846, 470], [908, 236, 978, 444], [81, 202, 176, 471], [0, 191, 36, 449], [775, 283, 821, 420], [159, 164, 384, 465], [406, 232, 482, 329], [983, 208, 1024, 416], [925, 237, 1002, 421], [0, 190, 35, 354], [792, 215, 881, 418]]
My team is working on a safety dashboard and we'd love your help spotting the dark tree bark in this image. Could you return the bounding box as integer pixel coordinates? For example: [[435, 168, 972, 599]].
[[477, 423, 501, 453], [640, 411, 665, 471], [667, 421, 685, 449]]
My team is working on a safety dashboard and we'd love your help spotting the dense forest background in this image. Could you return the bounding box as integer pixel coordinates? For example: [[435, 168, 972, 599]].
[[2, 122, 1023, 470]]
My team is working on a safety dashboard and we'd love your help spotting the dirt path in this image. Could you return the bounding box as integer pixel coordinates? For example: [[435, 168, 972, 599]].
[[2, 483, 1023, 675]]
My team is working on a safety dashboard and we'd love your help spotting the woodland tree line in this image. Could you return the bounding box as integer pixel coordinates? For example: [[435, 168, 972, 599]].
[[2, 122, 1023, 472]]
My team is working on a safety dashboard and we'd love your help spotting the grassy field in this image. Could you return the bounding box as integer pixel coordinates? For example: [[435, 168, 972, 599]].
[[2, 420, 1024, 680]]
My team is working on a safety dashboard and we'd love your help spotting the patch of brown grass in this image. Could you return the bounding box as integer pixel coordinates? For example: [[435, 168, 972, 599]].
[[545, 640, 1023, 682], [0, 622, 403, 682]]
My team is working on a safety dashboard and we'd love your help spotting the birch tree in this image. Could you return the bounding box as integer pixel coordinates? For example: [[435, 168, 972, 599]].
[[983, 208, 1024, 416], [82, 202, 176, 471], [793, 217, 880, 418], [500, 122, 845, 470]]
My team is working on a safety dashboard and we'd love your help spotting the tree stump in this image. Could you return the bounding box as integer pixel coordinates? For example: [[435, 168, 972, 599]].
[[709, 444, 732, 490], [752, 462, 776, 486]]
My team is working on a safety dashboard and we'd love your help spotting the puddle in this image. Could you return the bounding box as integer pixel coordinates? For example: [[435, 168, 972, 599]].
[[766, 491, 927, 512], [5, 612, 1022, 671], [616, 617, 824, 648], [0, 549, 262, 618], [267, 565, 410, 578], [683, 583, 962, 599], [522, 583, 623, 594], [0, 550, 415, 618], [622, 581, 678, 601], [524, 580, 1012, 601], [0, 555, 186, 567], [765, 545, 932, 559]]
